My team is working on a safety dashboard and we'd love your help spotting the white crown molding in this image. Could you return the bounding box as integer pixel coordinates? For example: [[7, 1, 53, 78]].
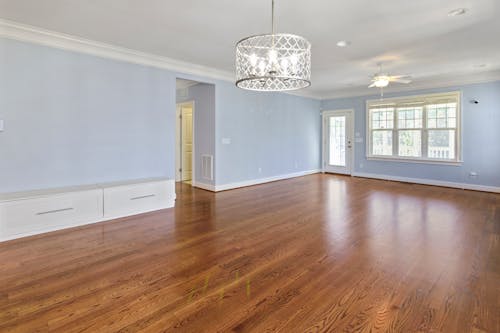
[[0, 18, 235, 82], [352, 172, 500, 194], [0, 19, 323, 99], [1, 19, 497, 101]]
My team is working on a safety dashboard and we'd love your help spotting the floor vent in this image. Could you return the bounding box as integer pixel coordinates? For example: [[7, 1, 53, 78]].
[[201, 155, 213, 181]]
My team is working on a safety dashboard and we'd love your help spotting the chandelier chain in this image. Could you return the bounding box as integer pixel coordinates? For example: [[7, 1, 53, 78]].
[[271, 0, 276, 35]]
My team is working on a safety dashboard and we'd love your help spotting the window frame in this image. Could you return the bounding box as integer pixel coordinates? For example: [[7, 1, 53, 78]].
[[366, 91, 462, 165]]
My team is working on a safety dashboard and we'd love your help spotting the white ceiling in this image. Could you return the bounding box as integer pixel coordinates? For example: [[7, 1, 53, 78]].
[[1, 0, 499, 99]]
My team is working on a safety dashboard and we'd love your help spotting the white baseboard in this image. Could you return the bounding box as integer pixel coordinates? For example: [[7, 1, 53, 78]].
[[214, 169, 321, 192], [352, 172, 500, 193], [193, 182, 216, 192]]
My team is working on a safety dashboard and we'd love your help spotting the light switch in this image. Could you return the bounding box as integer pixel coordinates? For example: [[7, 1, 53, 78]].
[[222, 137, 231, 145], [355, 137, 363, 143], [0, 120, 4, 132]]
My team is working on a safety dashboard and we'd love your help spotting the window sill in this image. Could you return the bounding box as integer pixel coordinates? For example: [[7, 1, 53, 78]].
[[366, 156, 463, 166]]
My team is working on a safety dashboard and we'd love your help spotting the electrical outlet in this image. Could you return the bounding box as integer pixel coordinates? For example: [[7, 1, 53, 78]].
[[0, 119, 4, 132], [258, 167, 262, 173], [469, 171, 478, 178]]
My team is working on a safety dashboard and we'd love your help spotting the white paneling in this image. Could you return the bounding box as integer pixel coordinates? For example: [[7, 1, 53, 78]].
[[0, 189, 103, 240], [0, 178, 175, 242], [103, 180, 175, 220]]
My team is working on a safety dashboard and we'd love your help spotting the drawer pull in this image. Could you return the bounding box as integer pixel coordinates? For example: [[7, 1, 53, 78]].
[[130, 194, 156, 201], [36, 207, 74, 215]]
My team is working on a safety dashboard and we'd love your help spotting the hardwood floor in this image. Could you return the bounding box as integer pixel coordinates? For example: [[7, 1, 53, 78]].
[[0, 174, 499, 333]]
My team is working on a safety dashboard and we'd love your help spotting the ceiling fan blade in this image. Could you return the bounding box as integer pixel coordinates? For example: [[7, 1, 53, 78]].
[[368, 82, 377, 88], [389, 75, 410, 79], [391, 78, 412, 84]]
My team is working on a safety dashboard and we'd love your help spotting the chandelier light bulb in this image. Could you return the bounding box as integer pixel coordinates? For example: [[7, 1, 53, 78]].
[[249, 53, 258, 67], [258, 60, 267, 74], [268, 49, 278, 63]]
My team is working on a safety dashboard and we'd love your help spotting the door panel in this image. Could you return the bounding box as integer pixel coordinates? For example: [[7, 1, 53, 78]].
[[181, 107, 193, 181], [323, 110, 353, 175]]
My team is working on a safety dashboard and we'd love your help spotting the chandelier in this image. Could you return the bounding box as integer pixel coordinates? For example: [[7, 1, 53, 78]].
[[235, 0, 311, 92]]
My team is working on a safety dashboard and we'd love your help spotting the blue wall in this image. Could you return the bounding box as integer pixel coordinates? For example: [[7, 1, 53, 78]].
[[216, 81, 321, 185], [2, 36, 497, 192], [321, 81, 500, 187], [176, 83, 216, 186], [0, 38, 322, 192], [0, 38, 176, 192]]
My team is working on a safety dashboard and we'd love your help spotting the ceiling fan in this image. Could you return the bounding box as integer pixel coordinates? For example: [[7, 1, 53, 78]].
[[369, 63, 412, 97]]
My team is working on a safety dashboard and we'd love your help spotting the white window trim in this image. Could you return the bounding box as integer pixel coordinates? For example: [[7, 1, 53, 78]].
[[366, 91, 463, 165]]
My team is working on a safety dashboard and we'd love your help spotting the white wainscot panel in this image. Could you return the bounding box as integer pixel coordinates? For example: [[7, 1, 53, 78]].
[[0, 189, 103, 241]]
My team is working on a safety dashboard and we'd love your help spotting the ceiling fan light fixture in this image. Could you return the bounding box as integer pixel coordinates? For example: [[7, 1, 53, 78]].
[[373, 77, 390, 88], [235, 0, 311, 91]]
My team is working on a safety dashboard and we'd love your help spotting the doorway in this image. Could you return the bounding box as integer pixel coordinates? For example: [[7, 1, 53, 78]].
[[322, 109, 354, 175], [176, 101, 194, 184]]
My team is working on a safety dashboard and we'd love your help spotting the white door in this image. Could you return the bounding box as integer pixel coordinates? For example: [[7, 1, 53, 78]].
[[175, 102, 194, 183], [323, 110, 354, 175], [181, 106, 193, 182]]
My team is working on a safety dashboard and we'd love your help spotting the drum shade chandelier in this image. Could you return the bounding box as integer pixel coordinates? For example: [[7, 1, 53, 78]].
[[235, 0, 311, 91]]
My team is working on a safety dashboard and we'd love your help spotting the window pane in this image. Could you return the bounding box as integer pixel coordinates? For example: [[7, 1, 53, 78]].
[[329, 116, 346, 166], [372, 130, 393, 156], [398, 130, 421, 157], [397, 107, 423, 129], [447, 106, 456, 118], [437, 118, 446, 128], [428, 130, 455, 159], [428, 108, 436, 118], [437, 108, 446, 118], [371, 108, 394, 129], [427, 103, 456, 128]]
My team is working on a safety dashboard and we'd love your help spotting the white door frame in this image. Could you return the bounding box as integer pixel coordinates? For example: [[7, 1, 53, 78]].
[[175, 101, 195, 185], [322, 109, 355, 175]]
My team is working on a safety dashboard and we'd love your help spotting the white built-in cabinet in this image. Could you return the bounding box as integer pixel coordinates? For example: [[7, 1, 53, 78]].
[[0, 178, 175, 242]]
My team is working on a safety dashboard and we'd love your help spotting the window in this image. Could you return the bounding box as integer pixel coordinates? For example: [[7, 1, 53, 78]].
[[367, 92, 461, 163]]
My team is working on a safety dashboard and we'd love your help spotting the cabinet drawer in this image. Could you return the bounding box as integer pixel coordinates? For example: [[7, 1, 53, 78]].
[[0, 189, 103, 240], [103, 180, 174, 219]]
